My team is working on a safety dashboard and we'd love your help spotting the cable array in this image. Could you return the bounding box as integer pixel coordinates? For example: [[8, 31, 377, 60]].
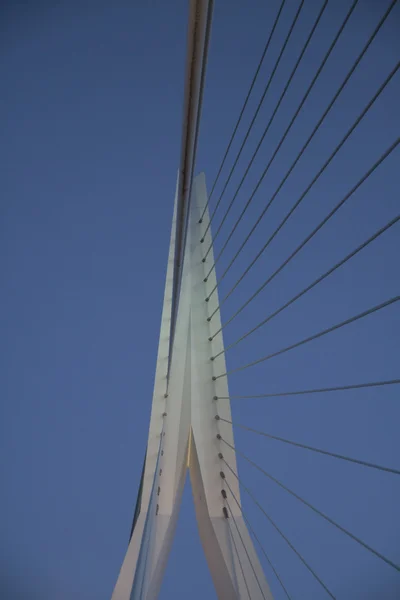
[[226, 496, 268, 599], [199, 0, 288, 224], [202, 1, 400, 595], [221, 442, 400, 571], [202, 0, 329, 256], [213, 66, 399, 310], [209, 137, 399, 329], [228, 494, 293, 600], [199, 0, 400, 600], [205, 0, 396, 292], [227, 509, 252, 599], [213, 296, 399, 376], [216, 421, 400, 477], [224, 475, 336, 598], [210, 215, 400, 350], [201, 0, 305, 244]]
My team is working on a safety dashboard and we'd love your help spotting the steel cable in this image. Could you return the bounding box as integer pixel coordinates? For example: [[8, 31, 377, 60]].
[[209, 214, 400, 350], [216, 378, 400, 400], [216, 417, 400, 476], [205, 0, 396, 296], [225, 497, 269, 599], [223, 475, 336, 598], [200, 0, 306, 243], [209, 137, 400, 329], [202, 0, 329, 258], [214, 61, 400, 308], [199, 0, 288, 223], [224, 491, 292, 599], [221, 440, 400, 572], [212, 296, 400, 375], [227, 507, 251, 599]]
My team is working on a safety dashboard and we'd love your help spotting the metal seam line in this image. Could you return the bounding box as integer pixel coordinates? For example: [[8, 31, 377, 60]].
[[209, 136, 400, 330], [209, 213, 400, 351], [202, 0, 329, 264], [217, 418, 400, 476], [201, 0, 306, 247], [199, 0, 288, 221], [223, 476, 336, 598], [221, 440, 400, 572], [213, 295, 400, 376], [205, 0, 394, 299], [216, 378, 400, 400]]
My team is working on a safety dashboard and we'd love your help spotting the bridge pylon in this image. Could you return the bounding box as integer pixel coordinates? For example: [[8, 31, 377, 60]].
[[111, 173, 273, 600]]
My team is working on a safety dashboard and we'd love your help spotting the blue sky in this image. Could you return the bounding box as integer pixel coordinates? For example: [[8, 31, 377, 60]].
[[1, 1, 399, 598]]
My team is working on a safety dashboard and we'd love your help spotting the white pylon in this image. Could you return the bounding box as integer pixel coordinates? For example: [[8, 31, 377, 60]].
[[111, 174, 274, 600]]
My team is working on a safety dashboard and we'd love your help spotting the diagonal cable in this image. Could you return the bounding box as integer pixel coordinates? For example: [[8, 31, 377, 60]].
[[209, 136, 400, 328], [225, 492, 292, 600], [227, 507, 251, 599], [205, 0, 395, 295], [221, 439, 400, 572], [200, 0, 306, 243], [209, 213, 400, 350], [212, 295, 400, 376], [225, 497, 269, 599], [215, 60, 400, 306], [199, 0, 288, 222], [216, 378, 400, 400], [223, 475, 336, 598], [216, 418, 400, 476], [202, 0, 328, 259]]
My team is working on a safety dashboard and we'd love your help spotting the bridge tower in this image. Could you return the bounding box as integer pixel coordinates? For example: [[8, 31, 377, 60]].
[[111, 4, 273, 596]]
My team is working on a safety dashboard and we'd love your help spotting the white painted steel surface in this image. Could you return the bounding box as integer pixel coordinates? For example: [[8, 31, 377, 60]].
[[111, 175, 273, 599]]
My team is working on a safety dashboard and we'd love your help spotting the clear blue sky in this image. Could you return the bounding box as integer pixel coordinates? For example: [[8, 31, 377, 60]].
[[1, 1, 399, 598]]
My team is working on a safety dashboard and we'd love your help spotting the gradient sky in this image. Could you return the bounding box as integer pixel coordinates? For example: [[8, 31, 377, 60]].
[[1, 1, 399, 599]]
